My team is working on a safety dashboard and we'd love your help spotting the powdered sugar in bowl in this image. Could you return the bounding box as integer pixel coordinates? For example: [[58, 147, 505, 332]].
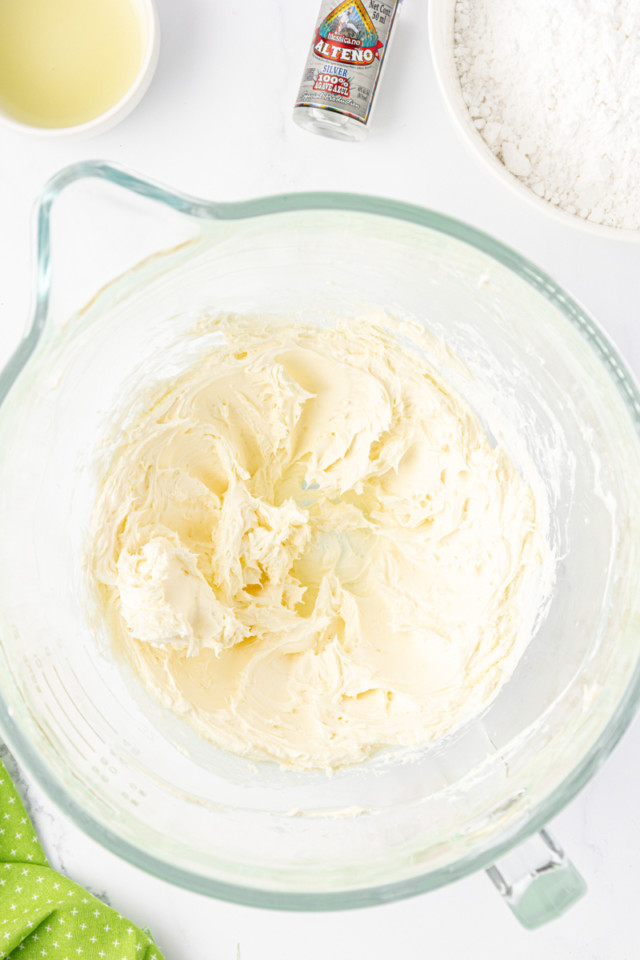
[[429, 0, 640, 240]]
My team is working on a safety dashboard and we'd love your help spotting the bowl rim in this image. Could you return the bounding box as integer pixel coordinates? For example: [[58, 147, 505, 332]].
[[0, 0, 160, 138], [428, 0, 640, 243], [1, 161, 640, 909]]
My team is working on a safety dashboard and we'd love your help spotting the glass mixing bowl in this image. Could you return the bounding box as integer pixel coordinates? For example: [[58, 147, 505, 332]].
[[0, 162, 639, 927]]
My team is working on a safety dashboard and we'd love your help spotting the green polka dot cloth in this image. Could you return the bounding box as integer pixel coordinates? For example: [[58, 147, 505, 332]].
[[0, 758, 165, 960]]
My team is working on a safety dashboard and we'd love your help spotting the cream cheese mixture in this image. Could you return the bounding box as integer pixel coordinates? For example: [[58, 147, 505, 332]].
[[91, 315, 545, 769]]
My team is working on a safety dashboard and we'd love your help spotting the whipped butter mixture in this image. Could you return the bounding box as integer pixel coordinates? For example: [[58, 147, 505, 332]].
[[91, 315, 545, 769]]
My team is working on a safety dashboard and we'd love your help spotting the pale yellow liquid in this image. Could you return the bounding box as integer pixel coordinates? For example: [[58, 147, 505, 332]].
[[0, 0, 146, 128]]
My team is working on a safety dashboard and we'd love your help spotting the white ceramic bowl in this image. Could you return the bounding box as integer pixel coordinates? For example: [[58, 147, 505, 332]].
[[0, 0, 159, 139], [428, 0, 640, 242]]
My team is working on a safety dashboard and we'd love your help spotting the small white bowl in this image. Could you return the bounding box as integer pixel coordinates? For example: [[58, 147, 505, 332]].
[[428, 0, 640, 242], [0, 0, 160, 139]]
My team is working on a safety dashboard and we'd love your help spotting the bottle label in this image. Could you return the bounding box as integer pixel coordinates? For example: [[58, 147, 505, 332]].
[[295, 0, 399, 125]]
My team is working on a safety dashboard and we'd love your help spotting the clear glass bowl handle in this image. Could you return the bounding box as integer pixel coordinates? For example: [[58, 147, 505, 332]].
[[0, 161, 216, 411], [33, 160, 220, 330], [487, 829, 587, 928]]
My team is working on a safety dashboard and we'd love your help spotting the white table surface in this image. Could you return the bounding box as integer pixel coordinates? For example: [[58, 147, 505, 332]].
[[1, 1, 639, 957]]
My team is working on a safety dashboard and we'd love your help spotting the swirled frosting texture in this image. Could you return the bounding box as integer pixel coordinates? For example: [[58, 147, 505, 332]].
[[92, 316, 545, 769]]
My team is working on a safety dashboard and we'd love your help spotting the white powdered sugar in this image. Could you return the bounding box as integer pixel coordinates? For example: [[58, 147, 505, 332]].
[[454, 0, 640, 230]]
